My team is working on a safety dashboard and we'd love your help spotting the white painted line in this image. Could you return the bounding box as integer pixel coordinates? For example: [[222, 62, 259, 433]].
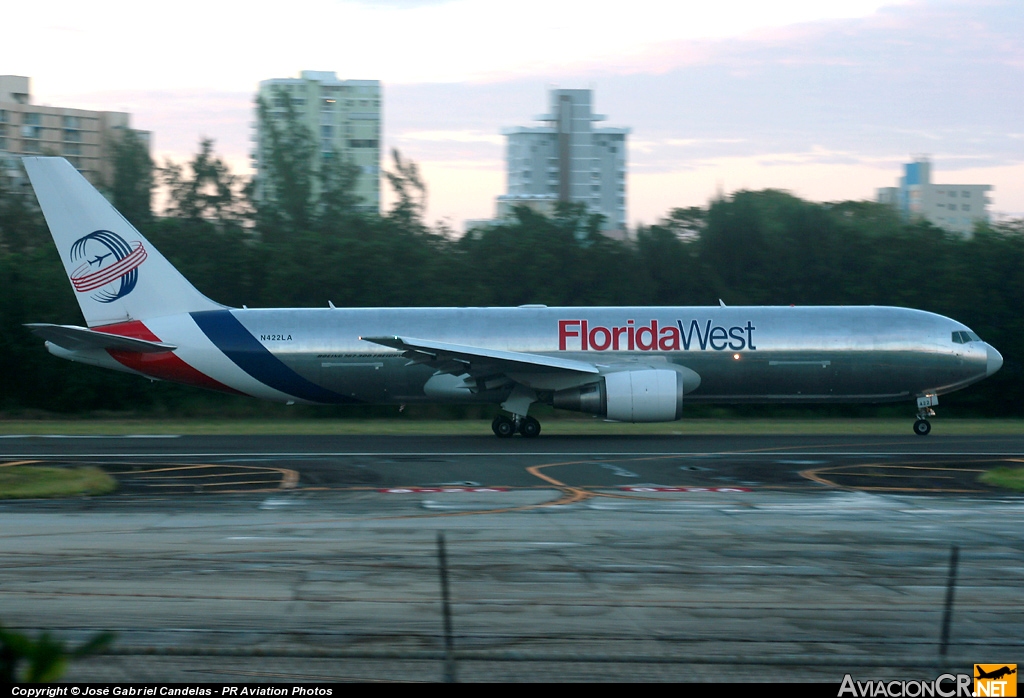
[[620, 486, 752, 492], [382, 487, 510, 493], [597, 463, 640, 478], [0, 435, 181, 439], [123, 435, 182, 439], [259, 498, 305, 509], [1, 451, 1022, 458]]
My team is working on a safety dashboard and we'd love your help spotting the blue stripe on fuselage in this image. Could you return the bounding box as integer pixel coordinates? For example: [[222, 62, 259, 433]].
[[191, 310, 355, 404]]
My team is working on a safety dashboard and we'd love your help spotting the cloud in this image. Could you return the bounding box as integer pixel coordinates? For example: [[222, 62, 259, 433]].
[[7, 0, 907, 92], [16, 0, 1023, 226], [664, 138, 748, 147]]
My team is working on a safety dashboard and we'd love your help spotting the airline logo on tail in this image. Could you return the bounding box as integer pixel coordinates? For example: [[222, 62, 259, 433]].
[[69, 230, 147, 303]]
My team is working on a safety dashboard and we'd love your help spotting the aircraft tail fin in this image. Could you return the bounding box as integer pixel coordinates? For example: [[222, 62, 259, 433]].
[[23, 157, 223, 327]]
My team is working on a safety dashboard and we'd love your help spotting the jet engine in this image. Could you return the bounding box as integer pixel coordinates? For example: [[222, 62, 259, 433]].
[[552, 369, 686, 422]]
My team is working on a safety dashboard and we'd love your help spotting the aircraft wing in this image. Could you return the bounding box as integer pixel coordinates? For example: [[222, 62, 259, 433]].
[[360, 335, 599, 376], [25, 323, 176, 353]]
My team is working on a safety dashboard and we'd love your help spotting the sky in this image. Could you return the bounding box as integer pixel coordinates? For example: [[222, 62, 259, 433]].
[[4, 0, 1022, 229]]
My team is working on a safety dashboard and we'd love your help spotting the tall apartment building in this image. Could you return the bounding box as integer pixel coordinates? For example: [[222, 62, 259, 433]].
[[500, 89, 629, 232], [877, 157, 992, 236], [0, 75, 149, 190], [253, 71, 381, 214]]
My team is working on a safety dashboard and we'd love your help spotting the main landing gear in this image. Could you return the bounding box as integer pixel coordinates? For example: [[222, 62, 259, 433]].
[[491, 414, 541, 438], [493, 384, 541, 438], [913, 394, 938, 436]]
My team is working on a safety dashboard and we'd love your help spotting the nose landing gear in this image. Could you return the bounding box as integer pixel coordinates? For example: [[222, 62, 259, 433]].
[[914, 394, 938, 436]]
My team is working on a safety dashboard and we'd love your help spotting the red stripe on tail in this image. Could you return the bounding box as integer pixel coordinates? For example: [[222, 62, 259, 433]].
[[94, 320, 246, 396]]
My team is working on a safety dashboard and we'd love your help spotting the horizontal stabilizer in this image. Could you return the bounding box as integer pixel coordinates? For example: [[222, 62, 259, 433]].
[[361, 335, 599, 375], [25, 323, 176, 353]]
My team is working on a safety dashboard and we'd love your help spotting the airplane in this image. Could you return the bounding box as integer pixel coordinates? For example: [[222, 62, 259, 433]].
[[21, 157, 1003, 437], [976, 667, 1016, 681]]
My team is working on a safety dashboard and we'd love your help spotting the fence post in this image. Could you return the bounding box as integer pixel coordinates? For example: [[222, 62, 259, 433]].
[[938, 544, 959, 661], [438, 531, 457, 683]]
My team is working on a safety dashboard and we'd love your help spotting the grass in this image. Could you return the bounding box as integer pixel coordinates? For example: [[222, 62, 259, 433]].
[[979, 467, 1024, 492], [0, 466, 117, 499], [0, 417, 1020, 436]]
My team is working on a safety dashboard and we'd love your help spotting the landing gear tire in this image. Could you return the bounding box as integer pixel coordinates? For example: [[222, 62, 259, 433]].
[[519, 416, 541, 438], [492, 415, 516, 438], [913, 419, 931, 436]]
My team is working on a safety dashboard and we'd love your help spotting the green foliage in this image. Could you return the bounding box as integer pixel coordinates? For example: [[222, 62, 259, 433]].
[[1, 136, 1022, 418], [254, 92, 317, 236], [384, 148, 427, 227], [161, 138, 248, 225], [254, 92, 369, 244], [318, 148, 364, 228], [979, 467, 1024, 491], [456, 204, 651, 306], [110, 129, 154, 228], [0, 623, 113, 682], [0, 162, 50, 252], [0, 466, 117, 499]]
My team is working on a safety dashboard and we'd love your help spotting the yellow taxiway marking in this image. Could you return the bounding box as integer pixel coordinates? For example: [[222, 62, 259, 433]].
[[864, 465, 986, 472], [281, 468, 299, 489], [524, 459, 729, 505], [109, 463, 281, 475], [132, 472, 281, 480], [822, 472, 957, 479], [108, 462, 299, 490], [1, 460, 41, 468], [843, 486, 977, 493], [800, 459, 1006, 492], [142, 480, 281, 488], [322, 458, 674, 521]]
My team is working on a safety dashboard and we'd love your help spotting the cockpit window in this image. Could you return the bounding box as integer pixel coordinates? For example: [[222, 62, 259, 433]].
[[952, 331, 982, 344]]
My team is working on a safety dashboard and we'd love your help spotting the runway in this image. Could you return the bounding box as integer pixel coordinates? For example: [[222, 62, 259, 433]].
[[1, 434, 1022, 682], [2, 433, 1023, 497]]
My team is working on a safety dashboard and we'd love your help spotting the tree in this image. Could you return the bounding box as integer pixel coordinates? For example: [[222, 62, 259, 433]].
[[0, 162, 49, 252], [317, 149, 363, 230], [146, 140, 256, 308], [253, 92, 316, 237], [384, 149, 426, 227], [1, 623, 113, 682], [110, 128, 154, 228], [658, 206, 706, 241], [161, 139, 247, 225]]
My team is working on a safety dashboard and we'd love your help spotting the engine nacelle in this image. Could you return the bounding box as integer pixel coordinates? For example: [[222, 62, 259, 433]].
[[552, 369, 685, 422]]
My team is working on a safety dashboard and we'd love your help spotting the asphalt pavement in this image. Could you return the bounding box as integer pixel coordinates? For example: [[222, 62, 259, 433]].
[[1, 433, 1022, 682]]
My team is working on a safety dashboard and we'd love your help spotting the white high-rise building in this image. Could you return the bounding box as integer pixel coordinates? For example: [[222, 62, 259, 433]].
[[500, 89, 629, 232], [254, 71, 381, 214], [877, 157, 992, 236]]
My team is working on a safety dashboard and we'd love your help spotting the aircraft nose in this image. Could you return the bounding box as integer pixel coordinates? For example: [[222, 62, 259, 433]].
[[986, 344, 1003, 377]]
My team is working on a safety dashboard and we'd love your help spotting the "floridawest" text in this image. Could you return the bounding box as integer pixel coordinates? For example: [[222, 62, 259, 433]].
[[558, 319, 757, 352]]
